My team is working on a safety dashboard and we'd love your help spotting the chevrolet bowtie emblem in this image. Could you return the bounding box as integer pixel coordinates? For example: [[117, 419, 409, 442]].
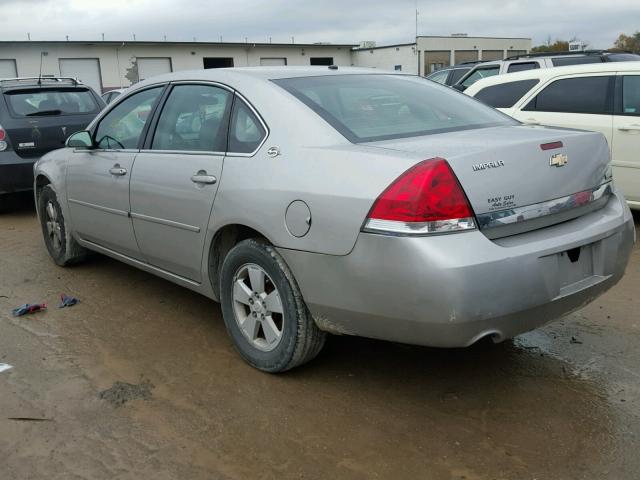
[[549, 153, 568, 167]]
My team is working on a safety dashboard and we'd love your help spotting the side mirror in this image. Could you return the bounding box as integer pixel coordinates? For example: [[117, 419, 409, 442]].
[[66, 131, 94, 149], [452, 84, 467, 92]]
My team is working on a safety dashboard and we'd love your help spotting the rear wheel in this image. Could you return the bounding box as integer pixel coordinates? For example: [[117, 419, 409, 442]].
[[220, 238, 326, 372], [38, 185, 88, 266]]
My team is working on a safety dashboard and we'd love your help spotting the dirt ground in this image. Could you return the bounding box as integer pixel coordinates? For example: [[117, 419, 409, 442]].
[[1, 194, 639, 480]]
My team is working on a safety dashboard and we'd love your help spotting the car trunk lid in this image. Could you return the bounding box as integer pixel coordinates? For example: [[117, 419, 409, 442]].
[[367, 125, 612, 239]]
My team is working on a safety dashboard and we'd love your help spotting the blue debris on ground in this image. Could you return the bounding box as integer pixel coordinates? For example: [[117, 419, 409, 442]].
[[59, 294, 80, 308]]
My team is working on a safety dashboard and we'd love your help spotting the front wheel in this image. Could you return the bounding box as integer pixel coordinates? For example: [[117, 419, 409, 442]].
[[220, 239, 326, 372], [38, 185, 88, 266]]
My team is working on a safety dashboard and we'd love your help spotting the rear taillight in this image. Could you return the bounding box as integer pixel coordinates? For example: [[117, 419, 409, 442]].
[[0, 124, 7, 151], [363, 158, 476, 235]]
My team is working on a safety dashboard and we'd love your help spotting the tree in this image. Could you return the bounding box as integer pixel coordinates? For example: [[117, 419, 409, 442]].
[[531, 40, 570, 53], [613, 32, 640, 52]]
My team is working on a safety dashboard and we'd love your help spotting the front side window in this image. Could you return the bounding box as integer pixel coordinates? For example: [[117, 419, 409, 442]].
[[274, 74, 515, 143], [475, 79, 540, 108], [621, 76, 640, 115], [524, 76, 613, 114], [151, 84, 231, 152], [228, 99, 266, 153], [507, 62, 539, 73], [95, 87, 163, 149], [448, 67, 469, 84], [5, 88, 99, 117], [460, 66, 500, 87]]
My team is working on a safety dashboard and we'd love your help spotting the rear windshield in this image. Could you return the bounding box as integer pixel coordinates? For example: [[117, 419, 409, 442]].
[[4, 88, 99, 117], [273, 74, 515, 143]]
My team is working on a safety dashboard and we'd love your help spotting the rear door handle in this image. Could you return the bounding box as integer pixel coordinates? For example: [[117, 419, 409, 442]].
[[109, 164, 127, 176], [191, 170, 217, 185]]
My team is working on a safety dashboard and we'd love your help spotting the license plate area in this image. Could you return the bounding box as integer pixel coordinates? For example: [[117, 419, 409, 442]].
[[557, 244, 594, 289]]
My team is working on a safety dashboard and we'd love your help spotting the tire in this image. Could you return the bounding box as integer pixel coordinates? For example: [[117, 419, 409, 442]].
[[38, 185, 88, 266], [220, 238, 326, 372]]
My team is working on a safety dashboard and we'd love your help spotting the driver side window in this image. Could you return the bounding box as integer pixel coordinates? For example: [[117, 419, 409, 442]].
[[95, 87, 163, 149]]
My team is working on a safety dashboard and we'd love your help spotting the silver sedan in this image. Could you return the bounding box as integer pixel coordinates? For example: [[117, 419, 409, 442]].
[[34, 67, 635, 372]]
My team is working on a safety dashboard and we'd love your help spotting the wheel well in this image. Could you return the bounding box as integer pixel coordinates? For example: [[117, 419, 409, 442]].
[[35, 175, 51, 200], [208, 224, 268, 298]]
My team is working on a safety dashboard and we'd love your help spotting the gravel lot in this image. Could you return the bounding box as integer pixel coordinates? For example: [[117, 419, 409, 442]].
[[1, 194, 639, 480]]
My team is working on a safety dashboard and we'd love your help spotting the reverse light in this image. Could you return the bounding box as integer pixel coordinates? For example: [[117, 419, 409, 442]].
[[363, 158, 476, 235]]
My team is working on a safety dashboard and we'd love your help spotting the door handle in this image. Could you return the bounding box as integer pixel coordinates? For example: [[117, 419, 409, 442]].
[[617, 124, 640, 132], [191, 170, 217, 185], [523, 118, 540, 125], [109, 164, 127, 176]]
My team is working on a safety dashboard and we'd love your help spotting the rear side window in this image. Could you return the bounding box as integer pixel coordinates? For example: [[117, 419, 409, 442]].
[[461, 66, 500, 87], [426, 69, 449, 85], [524, 76, 613, 114], [507, 62, 539, 73], [621, 76, 640, 115], [475, 79, 540, 108], [551, 56, 603, 67], [228, 99, 266, 154], [274, 74, 515, 143], [4, 88, 99, 117]]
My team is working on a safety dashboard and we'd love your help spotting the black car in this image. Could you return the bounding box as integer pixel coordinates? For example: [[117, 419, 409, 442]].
[[425, 61, 481, 86], [0, 77, 104, 201]]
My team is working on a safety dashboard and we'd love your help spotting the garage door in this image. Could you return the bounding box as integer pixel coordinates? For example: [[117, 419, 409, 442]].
[[0, 59, 17, 78], [260, 58, 287, 66], [59, 58, 102, 94], [137, 58, 172, 81]]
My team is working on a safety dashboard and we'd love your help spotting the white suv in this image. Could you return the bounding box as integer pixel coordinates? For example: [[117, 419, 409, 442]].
[[464, 61, 640, 209], [455, 51, 640, 91]]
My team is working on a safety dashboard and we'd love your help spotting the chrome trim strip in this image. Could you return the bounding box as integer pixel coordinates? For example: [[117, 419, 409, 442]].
[[130, 212, 200, 233], [78, 238, 200, 287], [477, 182, 612, 239], [137, 149, 226, 156], [68, 198, 129, 217]]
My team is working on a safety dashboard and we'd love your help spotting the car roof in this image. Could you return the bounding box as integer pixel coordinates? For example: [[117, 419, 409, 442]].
[[464, 60, 640, 95], [132, 66, 401, 88]]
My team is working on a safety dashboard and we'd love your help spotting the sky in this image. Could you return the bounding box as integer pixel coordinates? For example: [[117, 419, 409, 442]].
[[0, 0, 638, 49]]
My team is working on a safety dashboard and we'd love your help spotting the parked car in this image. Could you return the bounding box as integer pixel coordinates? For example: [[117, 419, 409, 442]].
[[0, 77, 104, 203], [454, 50, 640, 91], [464, 61, 640, 210], [101, 88, 126, 104], [425, 61, 482, 86], [34, 67, 634, 372]]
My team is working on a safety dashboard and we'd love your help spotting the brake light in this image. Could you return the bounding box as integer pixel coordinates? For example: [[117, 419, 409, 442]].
[[0, 124, 7, 151], [363, 158, 476, 235]]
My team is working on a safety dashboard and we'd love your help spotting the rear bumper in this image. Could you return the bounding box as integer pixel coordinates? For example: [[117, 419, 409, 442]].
[[0, 151, 36, 194], [278, 189, 635, 347]]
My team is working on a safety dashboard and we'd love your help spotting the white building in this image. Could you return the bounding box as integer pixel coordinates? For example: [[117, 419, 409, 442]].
[[0, 35, 532, 94], [352, 35, 532, 76], [0, 40, 355, 94]]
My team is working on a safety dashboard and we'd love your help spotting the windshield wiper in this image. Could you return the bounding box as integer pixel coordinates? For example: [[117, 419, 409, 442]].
[[26, 109, 62, 116]]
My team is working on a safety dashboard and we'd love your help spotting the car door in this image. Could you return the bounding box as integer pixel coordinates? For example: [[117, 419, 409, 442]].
[[512, 75, 614, 144], [129, 83, 233, 282], [611, 73, 640, 204], [66, 86, 164, 259]]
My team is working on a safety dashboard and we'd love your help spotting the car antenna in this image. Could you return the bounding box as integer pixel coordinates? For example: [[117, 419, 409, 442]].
[[38, 51, 45, 86]]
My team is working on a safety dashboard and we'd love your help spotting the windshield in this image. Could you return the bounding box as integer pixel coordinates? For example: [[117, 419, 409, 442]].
[[4, 88, 99, 117], [274, 74, 515, 143]]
